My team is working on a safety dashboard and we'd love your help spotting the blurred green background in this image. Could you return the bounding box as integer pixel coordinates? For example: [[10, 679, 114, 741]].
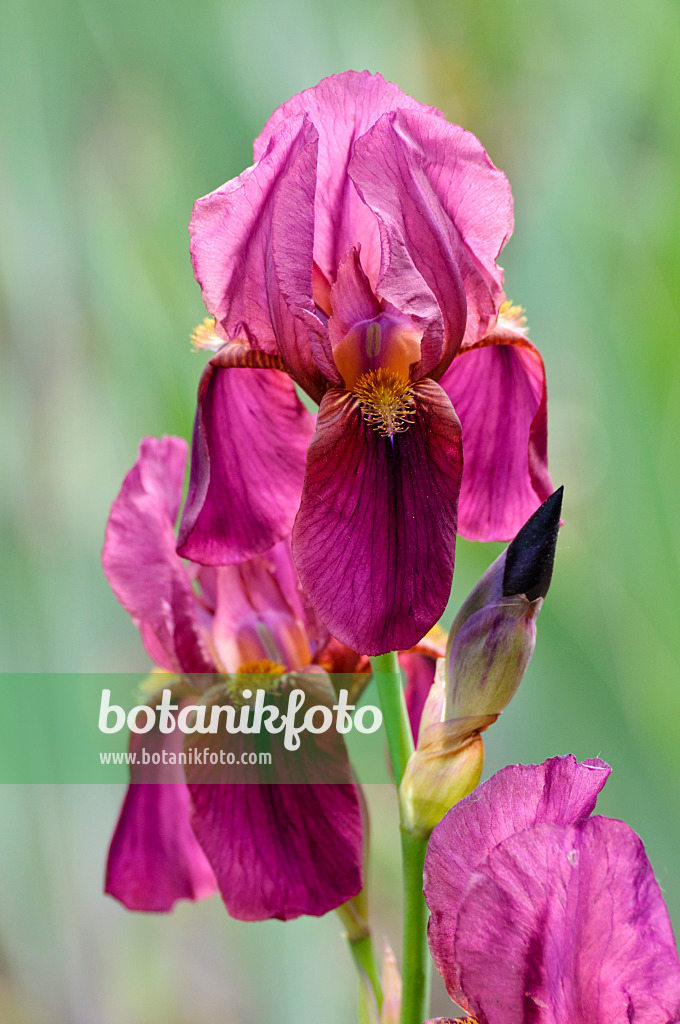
[[2, 0, 680, 1020]]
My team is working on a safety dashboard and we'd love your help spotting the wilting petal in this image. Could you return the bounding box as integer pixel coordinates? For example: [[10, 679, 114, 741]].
[[102, 436, 214, 673], [350, 108, 512, 376], [105, 705, 217, 912], [177, 364, 315, 566], [185, 671, 363, 920], [441, 336, 552, 541], [425, 756, 611, 1004], [455, 818, 680, 1024], [255, 70, 438, 286], [292, 381, 462, 655]]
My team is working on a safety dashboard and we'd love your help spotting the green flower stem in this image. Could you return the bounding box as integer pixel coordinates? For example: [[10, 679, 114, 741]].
[[370, 652, 414, 785], [370, 653, 430, 1024], [399, 829, 431, 1024]]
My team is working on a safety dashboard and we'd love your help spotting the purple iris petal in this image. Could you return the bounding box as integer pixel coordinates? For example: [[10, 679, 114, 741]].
[[350, 107, 513, 376], [292, 381, 462, 655], [102, 436, 214, 673], [211, 546, 315, 672], [190, 118, 311, 343], [254, 70, 436, 286], [425, 756, 611, 1005], [185, 672, 363, 921], [328, 245, 382, 355], [455, 818, 680, 1024], [440, 337, 552, 541], [177, 363, 315, 566], [401, 650, 439, 743], [105, 708, 217, 912]]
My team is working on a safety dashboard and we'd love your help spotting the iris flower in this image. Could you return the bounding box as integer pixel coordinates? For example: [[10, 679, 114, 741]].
[[177, 70, 552, 655], [424, 756, 680, 1023], [102, 435, 363, 920]]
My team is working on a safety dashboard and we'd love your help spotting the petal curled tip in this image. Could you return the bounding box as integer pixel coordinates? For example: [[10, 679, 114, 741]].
[[502, 486, 563, 601]]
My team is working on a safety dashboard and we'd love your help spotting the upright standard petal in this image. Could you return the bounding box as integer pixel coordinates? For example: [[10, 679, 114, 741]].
[[190, 115, 311, 354], [441, 333, 552, 541], [102, 436, 214, 673], [425, 756, 611, 1005], [255, 70, 438, 286], [177, 364, 315, 566], [350, 108, 513, 375], [455, 818, 680, 1024], [105, 704, 217, 912], [211, 547, 314, 673], [292, 380, 462, 655], [185, 671, 363, 921]]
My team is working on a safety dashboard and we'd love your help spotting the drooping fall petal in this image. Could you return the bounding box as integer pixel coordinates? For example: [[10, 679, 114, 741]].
[[425, 756, 611, 1005], [440, 337, 552, 541], [105, 705, 217, 912], [102, 436, 214, 673], [185, 671, 363, 921], [292, 381, 462, 655], [177, 363, 315, 566], [455, 818, 680, 1024]]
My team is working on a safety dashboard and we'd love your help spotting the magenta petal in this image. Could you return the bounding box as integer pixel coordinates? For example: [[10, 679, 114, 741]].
[[211, 541, 317, 672], [185, 674, 363, 920], [255, 70, 437, 285], [425, 756, 611, 1004], [177, 364, 315, 566], [455, 818, 680, 1024], [190, 114, 328, 400], [441, 338, 553, 541], [102, 436, 214, 673], [328, 245, 381, 352], [401, 651, 438, 742], [350, 108, 513, 375], [190, 115, 312, 358], [292, 381, 462, 655], [189, 782, 362, 921], [105, 719, 217, 912]]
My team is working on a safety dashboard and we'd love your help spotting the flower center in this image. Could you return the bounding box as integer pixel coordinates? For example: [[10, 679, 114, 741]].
[[226, 659, 286, 705], [353, 368, 416, 437]]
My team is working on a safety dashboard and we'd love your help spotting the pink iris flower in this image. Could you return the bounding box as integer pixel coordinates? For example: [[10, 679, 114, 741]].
[[424, 756, 680, 1023], [177, 70, 552, 656], [102, 435, 363, 920]]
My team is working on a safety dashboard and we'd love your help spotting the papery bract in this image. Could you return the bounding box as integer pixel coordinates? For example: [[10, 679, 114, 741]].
[[424, 756, 680, 1023], [178, 70, 553, 654], [103, 436, 363, 920]]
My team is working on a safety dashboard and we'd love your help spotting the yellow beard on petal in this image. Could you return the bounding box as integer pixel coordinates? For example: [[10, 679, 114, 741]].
[[353, 368, 416, 437], [191, 316, 223, 351]]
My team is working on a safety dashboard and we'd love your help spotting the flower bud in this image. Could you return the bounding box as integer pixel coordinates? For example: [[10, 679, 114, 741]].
[[445, 487, 562, 721], [400, 489, 563, 838]]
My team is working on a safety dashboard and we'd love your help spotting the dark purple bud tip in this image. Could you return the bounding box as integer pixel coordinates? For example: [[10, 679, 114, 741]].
[[502, 487, 563, 601]]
